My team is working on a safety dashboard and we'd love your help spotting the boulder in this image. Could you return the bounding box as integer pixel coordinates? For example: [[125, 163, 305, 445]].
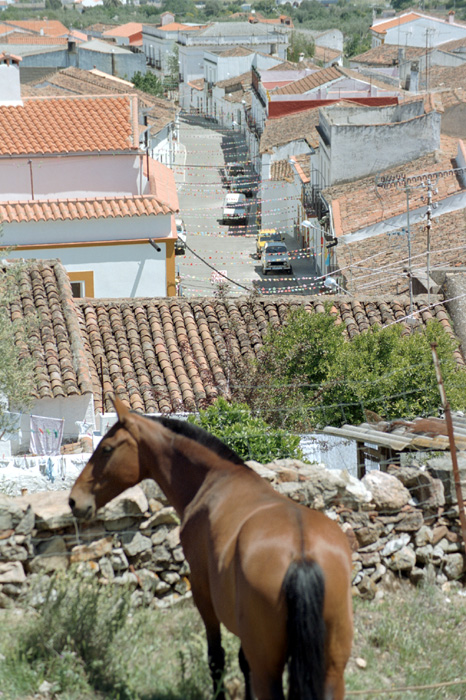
[[15, 491, 73, 530], [98, 486, 148, 521], [70, 536, 114, 563], [0, 561, 26, 583], [443, 553, 465, 580], [425, 454, 466, 505], [386, 545, 416, 572], [362, 471, 411, 511]]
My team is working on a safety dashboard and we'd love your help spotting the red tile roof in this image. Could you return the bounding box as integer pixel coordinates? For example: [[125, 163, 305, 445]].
[[325, 135, 462, 238], [3, 32, 68, 45], [6, 258, 462, 411], [0, 95, 139, 155], [371, 12, 421, 34], [271, 66, 342, 95], [102, 22, 142, 38], [157, 22, 204, 32], [0, 195, 174, 223], [3, 19, 69, 37]]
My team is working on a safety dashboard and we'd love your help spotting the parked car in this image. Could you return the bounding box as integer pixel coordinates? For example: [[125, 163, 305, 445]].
[[255, 228, 285, 258], [222, 193, 248, 224], [227, 163, 255, 197], [175, 218, 187, 255], [261, 242, 292, 275]]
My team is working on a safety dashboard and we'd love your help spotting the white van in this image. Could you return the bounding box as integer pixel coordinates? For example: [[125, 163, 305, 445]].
[[222, 193, 248, 224]]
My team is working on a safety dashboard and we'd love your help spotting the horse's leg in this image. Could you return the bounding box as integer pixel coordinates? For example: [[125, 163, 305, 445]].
[[324, 605, 353, 700], [239, 646, 254, 700], [191, 584, 226, 700], [249, 670, 285, 700]]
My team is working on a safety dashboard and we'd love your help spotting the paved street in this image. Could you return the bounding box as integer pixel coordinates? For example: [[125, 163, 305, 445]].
[[172, 114, 322, 298]]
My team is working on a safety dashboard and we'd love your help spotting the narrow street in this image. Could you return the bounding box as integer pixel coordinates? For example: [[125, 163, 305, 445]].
[[172, 114, 322, 298]]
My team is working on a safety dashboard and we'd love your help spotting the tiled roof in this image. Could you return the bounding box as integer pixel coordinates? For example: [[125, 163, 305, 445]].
[[188, 78, 204, 90], [218, 46, 254, 57], [6, 258, 463, 412], [24, 67, 178, 133], [438, 36, 466, 52], [3, 19, 69, 37], [350, 44, 425, 66], [426, 63, 466, 91], [337, 208, 466, 297], [0, 195, 174, 223], [0, 23, 15, 35], [0, 94, 139, 155], [291, 153, 310, 183], [270, 159, 294, 182], [157, 22, 204, 32], [260, 105, 320, 153], [271, 66, 342, 95], [216, 70, 252, 90], [324, 135, 462, 237], [2, 32, 68, 45], [371, 12, 421, 34], [102, 22, 142, 38], [313, 45, 341, 63], [4, 259, 94, 401]]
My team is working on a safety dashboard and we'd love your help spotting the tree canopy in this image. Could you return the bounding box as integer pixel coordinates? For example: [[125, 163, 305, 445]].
[[236, 307, 466, 431]]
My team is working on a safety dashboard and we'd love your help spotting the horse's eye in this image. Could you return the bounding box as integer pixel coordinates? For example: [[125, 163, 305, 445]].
[[101, 445, 113, 454]]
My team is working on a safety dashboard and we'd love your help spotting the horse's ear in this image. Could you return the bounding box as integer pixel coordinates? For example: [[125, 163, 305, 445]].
[[113, 396, 130, 422]]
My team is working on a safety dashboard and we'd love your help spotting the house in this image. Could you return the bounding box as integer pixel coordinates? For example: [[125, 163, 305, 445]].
[[0, 54, 179, 299], [0, 37, 147, 79], [4, 257, 463, 448], [370, 10, 466, 49], [101, 22, 143, 48], [246, 64, 401, 174], [202, 47, 282, 120], [142, 21, 206, 76], [319, 132, 466, 290], [23, 66, 180, 167]]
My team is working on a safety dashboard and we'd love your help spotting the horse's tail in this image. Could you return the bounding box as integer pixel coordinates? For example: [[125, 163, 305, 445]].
[[283, 558, 325, 700]]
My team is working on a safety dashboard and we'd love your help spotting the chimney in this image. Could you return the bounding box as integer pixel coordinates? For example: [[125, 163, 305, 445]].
[[448, 10, 455, 23], [409, 60, 419, 92], [0, 52, 23, 106], [299, 52, 305, 62]]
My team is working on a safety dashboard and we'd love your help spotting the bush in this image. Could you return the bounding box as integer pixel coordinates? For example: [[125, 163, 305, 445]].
[[188, 397, 303, 463], [18, 569, 133, 697]]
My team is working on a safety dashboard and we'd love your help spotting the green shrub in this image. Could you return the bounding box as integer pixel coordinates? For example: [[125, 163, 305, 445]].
[[188, 397, 303, 463], [18, 569, 133, 697]]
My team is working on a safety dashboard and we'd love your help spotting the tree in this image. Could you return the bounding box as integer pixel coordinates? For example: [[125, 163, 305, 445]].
[[287, 31, 315, 62], [164, 44, 180, 91], [244, 308, 466, 431], [187, 397, 303, 463], [0, 263, 36, 438], [132, 71, 164, 97]]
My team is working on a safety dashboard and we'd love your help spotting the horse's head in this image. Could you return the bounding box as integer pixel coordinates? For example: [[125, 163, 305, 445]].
[[69, 397, 142, 520]]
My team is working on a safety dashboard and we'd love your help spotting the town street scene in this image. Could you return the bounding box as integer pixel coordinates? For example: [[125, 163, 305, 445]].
[[0, 3, 466, 699]]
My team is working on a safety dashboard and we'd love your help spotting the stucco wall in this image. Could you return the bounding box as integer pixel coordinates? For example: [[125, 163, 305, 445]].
[[0, 155, 146, 201]]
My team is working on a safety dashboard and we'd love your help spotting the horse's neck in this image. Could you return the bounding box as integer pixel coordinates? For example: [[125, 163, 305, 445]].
[[139, 424, 232, 516]]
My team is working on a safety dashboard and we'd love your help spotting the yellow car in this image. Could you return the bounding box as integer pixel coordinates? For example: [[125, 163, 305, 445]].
[[255, 229, 284, 258]]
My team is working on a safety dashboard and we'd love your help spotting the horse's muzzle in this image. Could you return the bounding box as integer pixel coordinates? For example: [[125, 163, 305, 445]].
[[69, 496, 95, 521]]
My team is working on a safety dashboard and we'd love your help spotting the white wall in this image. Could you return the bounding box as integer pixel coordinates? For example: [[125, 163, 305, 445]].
[[1, 213, 171, 247], [0, 154, 147, 201], [0, 62, 22, 106], [6, 240, 168, 298], [12, 393, 95, 454]]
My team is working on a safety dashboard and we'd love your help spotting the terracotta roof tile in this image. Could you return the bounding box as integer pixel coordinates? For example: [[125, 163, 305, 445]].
[[271, 66, 342, 95], [0, 194, 174, 223], [6, 260, 463, 413], [337, 209, 466, 298], [0, 94, 138, 155], [260, 105, 321, 153], [3, 19, 69, 37], [325, 135, 462, 237], [102, 22, 142, 38], [3, 32, 68, 45], [371, 12, 422, 34], [270, 159, 294, 182], [350, 44, 425, 66]]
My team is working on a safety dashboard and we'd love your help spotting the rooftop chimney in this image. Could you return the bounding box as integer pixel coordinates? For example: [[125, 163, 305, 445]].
[[448, 10, 455, 23], [0, 53, 22, 107]]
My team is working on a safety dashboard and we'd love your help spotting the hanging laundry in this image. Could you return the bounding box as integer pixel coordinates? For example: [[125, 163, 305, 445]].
[[30, 416, 65, 456]]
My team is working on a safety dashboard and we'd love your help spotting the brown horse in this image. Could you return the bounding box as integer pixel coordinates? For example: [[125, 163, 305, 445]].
[[69, 398, 353, 700]]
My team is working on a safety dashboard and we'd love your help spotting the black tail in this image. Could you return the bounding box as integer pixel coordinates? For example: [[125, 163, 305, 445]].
[[283, 559, 325, 700]]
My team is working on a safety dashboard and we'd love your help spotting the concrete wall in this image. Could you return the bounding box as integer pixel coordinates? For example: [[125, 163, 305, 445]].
[[318, 104, 441, 186], [18, 47, 146, 79], [0, 154, 146, 201], [383, 17, 466, 48]]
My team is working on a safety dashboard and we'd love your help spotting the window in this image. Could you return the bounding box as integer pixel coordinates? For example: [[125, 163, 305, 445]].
[[68, 271, 94, 298]]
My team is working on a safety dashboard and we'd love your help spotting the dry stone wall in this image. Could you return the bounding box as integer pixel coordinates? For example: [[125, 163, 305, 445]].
[[0, 458, 465, 608]]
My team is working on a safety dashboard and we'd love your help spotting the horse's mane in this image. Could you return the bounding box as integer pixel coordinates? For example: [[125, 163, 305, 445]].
[[145, 414, 248, 468]]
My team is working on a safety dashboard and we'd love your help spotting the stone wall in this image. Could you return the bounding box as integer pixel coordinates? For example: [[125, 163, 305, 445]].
[[0, 458, 464, 608]]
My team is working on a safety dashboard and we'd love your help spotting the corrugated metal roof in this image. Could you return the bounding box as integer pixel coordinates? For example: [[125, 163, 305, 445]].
[[322, 415, 466, 451]]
